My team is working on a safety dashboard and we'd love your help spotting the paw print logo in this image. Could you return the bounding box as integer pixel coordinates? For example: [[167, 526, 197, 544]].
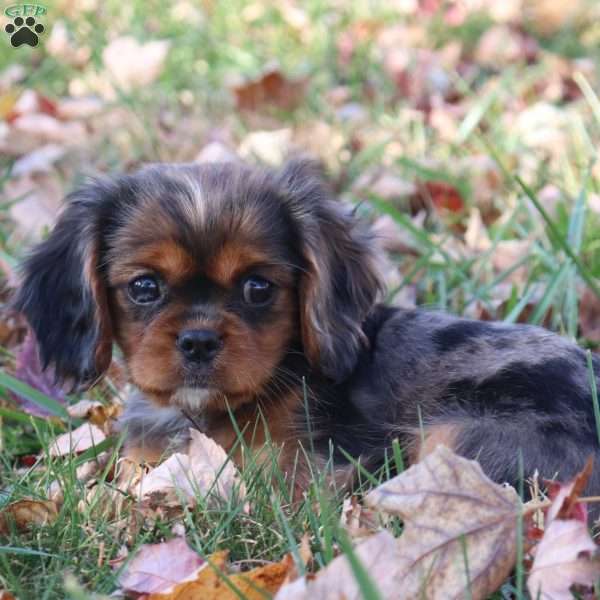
[[5, 16, 44, 47]]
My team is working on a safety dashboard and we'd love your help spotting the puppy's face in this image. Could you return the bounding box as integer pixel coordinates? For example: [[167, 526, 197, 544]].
[[15, 160, 383, 413], [106, 168, 299, 409]]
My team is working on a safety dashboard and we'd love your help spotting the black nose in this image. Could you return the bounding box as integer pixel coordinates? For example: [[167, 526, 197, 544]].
[[176, 329, 222, 362]]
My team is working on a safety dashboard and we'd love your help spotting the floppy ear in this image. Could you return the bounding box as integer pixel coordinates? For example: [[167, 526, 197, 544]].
[[14, 182, 114, 389], [277, 158, 385, 382]]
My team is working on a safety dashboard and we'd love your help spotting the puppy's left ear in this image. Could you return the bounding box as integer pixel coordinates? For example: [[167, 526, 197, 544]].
[[277, 158, 385, 382], [14, 181, 115, 389]]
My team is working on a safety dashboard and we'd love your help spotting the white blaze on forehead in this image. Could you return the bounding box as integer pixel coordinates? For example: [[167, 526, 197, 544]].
[[176, 170, 207, 231], [172, 387, 213, 411]]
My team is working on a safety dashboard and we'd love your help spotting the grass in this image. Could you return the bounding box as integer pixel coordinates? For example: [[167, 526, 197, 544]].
[[1, 0, 600, 598]]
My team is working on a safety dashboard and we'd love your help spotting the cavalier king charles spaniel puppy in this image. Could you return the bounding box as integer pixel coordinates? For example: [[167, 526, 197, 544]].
[[14, 158, 600, 498]]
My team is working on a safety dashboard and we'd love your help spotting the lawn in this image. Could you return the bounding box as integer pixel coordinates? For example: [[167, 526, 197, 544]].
[[1, 1, 600, 598]]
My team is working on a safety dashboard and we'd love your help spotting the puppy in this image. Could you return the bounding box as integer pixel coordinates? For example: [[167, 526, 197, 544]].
[[15, 159, 600, 499]]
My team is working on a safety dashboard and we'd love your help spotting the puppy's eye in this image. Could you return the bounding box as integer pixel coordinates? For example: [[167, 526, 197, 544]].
[[242, 276, 273, 305], [128, 275, 161, 304]]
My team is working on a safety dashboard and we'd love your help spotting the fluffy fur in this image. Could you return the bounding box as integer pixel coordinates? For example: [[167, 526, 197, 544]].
[[15, 159, 600, 500]]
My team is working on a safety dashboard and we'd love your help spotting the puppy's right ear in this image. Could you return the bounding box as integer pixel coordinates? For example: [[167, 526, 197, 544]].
[[14, 181, 116, 389]]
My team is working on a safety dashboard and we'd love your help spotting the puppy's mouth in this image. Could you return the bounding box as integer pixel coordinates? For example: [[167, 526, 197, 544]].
[[171, 386, 215, 411], [182, 373, 212, 388]]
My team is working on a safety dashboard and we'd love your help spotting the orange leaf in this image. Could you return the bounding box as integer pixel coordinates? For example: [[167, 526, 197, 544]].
[[147, 551, 293, 599]]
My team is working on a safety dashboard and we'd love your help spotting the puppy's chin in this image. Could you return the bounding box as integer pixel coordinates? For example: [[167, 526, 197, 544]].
[[171, 387, 215, 412]]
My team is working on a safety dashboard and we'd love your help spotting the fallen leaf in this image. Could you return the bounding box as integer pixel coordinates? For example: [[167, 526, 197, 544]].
[[339, 496, 381, 540], [194, 141, 239, 165], [10, 332, 67, 417], [135, 429, 244, 506], [238, 128, 292, 166], [102, 36, 170, 92], [11, 144, 66, 177], [0, 590, 16, 600], [580, 288, 600, 343], [545, 457, 592, 524], [49, 423, 106, 457], [7, 114, 86, 150], [275, 530, 401, 600], [464, 207, 492, 252], [0, 306, 27, 348], [527, 520, 600, 600], [365, 445, 523, 599], [0, 499, 58, 534], [371, 214, 421, 255], [116, 537, 206, 596], [420, 180, 464, 213], [55, 96, 103, 120], [492, 239, 532, 285], [117, 540, 294, 600], [474, 25, 527, 68], [353, 167, 417, 206], [48, 451, 110, 505], [161, 554, 294, 600], [527, 459, 600, 599], [46, 20, 91, 67], [67, 399, 121, 428], [233, 68, 306, 112]]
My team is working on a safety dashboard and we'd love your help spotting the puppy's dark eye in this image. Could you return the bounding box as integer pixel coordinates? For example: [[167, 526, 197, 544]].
[[242, 276, 273, 305], [128, 275, 161, 304]]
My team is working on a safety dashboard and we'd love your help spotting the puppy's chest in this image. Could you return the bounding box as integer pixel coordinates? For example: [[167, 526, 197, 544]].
[[204, 393, 301, 467]]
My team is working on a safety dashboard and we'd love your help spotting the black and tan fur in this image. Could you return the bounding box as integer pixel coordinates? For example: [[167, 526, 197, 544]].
[[15, 159, 600, 499]]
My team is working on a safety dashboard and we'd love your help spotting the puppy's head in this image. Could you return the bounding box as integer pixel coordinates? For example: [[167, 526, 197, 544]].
[[15, 159, 383, 410]]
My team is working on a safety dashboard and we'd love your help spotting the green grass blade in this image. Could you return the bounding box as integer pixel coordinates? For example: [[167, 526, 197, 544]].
[[586, 351, 600, 447], [0, 372, 69, 419], [514, 175, 600, 300]]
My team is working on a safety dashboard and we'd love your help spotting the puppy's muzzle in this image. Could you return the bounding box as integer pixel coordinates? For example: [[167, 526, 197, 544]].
[[176, 329, 222, 363]]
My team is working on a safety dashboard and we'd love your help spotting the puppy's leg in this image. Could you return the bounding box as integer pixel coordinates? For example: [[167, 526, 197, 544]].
[[413, 422, 463, 462], [117, 391, 191, 487]]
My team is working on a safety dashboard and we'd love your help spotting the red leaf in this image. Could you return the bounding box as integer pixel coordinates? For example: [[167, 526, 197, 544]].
[[421, 181, 464, 213]]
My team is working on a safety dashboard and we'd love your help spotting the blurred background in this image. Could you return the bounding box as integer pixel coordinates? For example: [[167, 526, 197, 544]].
[[1, 0, 600, 349]]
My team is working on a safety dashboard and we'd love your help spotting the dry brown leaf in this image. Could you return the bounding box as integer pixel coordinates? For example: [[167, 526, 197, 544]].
[[155, 552, 294, 600], [135, 429, 245, 506], [11, 144, 65, 177], [420, 180, 464, 213], [48, 451, 111, 505], [474, 25, 524, 67], [527, 519, 600, 600], [492, 239, 532, 285], [67, 399, 122, 428], [464, 208, 492, 252], [0, 591, 16, 600], [275, 530, 401, 600], [238, 128, 292, 166], [340, 496, 381, 540], [116, 537, 206, 596], [545, 457, 592, 524], [527, 460, 600, 600], [7, 173, 64, 239], [233, 68, 306, 112], [102, 36, 170, 92], [365, 445, 523, 599], [580, 288, 600, 343], [0, 499, 58, 534], [49, 423, 106, 457]]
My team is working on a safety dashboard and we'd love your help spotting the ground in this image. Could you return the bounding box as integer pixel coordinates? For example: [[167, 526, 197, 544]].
[[1, 1, 600, 598]]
